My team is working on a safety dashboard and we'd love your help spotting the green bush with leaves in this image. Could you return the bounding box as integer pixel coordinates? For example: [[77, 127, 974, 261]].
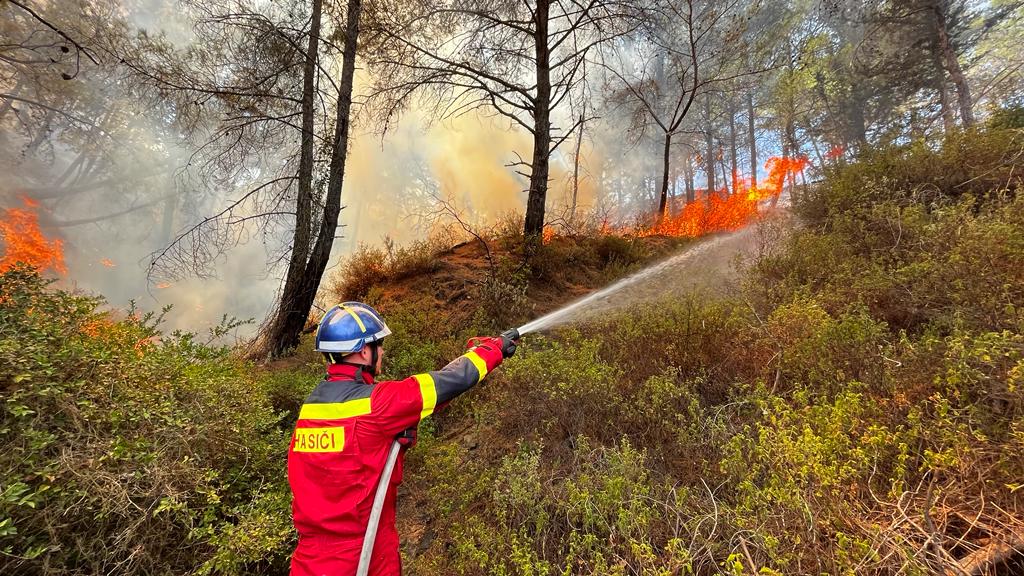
[[0, 266, 294, 575], [798, 126, 1023, 222], [5, 125, 1024, 575], [398, 125, 1024, 575]]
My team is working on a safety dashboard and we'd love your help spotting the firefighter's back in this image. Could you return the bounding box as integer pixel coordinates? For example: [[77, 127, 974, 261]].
[[288, 369, 407, 575]]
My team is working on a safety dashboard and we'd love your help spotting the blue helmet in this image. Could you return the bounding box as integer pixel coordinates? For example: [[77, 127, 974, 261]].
[[314, 302, 392, 355]]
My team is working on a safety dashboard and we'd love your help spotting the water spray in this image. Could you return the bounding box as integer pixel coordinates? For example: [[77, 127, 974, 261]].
[[510, 232, 743, 338]]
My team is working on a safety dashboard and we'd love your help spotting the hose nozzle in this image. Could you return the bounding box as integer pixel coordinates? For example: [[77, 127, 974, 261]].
[[501, 327, 521, 341]]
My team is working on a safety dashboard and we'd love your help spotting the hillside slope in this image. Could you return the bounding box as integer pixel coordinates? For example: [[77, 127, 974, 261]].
[[381, 127, 1024, 575], [2, 124, 1022, 575]]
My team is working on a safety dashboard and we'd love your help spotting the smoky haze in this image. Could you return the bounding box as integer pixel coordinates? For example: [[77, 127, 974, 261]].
[[0, 3, 635, 336], [5, 0, 1014, 339]]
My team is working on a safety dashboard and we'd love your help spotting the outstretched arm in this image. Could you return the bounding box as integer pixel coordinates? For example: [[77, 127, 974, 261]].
[[368, 336, 516, 437]]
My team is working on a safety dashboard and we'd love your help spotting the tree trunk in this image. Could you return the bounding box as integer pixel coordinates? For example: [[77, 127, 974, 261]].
[[718, 143, 730, 196], [931, 31, 955, 131], [0, 80, 22, 122], [294, 0, 322, 275], [53, 152, 87, 188], [524, 0, 551, 242], [25, 109, 55, 154], [159, 193, 178, 246], [932, 1, 974, 125], [807, 131, 826, 168], [728, 96, 738, 193], [704, 93, 715, 196], [264, 0, 360, 357], [747, 90, 757, 188], [909, 107, 924, 139], [849, 84, 868, 148], [273, 0, 322, 325], [658, 131, 672, 218], [570, 115, 583, 218], [684, 147, 695, 204]]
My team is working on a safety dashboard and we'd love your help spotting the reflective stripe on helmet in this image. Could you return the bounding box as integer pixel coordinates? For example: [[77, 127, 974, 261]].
[[317, 337, 367, 353], [413, 373, 437, 419], [340, 304, 367, 333], [317, 326, 390, 353]]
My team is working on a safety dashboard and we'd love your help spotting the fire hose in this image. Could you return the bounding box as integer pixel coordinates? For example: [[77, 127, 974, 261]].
[[356, 328, 521, 575], [356, 439, 401, 576]]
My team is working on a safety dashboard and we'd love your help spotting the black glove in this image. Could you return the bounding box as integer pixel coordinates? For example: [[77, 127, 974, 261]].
[[396, 427, 417, 447], [498, 336, 517, 358], [499, 328, 520, 359]]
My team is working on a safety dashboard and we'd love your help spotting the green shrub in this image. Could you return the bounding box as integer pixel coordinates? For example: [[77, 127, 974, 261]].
[[587, 297, 750, 400], [798, 126, 1024, 223], [476, 262, 531, 331], [755, 195, 1024, 335], [591, 235, 650, 268], [0, 266, 292, 575], [987, 104, 1024, 129], [402, 125, 1024, 576], [756, 301, 890, 394], [500, 332, 622, 444]]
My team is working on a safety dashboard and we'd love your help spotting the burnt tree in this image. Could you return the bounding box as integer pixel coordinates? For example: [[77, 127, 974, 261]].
[[368, 0, 635, 242], [126, 0, 366, 356]]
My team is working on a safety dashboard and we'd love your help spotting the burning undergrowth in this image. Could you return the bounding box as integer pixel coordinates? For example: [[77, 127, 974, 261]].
[[631, 155, 809, 238], [0, 197, 65, 275], [536, 155, 809, 245]]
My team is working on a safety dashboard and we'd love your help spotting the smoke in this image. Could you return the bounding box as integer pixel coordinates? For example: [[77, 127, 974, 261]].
[[340, 110, 534, 250], [1, 0, 781, 340]]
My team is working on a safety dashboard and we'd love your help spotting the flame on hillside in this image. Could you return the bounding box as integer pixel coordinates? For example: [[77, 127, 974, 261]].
[[0, 197, 66, 274], [636, 156, 808, 238]]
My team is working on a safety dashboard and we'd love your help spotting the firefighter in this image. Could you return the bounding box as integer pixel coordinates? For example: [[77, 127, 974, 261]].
[[288, 302, 517, 575]]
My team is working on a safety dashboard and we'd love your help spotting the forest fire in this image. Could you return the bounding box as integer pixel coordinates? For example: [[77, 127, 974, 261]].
[[637, 155, 809, 238], [0, 197, 66, 274]]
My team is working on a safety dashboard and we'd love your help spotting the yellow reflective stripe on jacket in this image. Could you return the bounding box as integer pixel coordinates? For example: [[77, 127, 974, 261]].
[[464, 350, 488, 381], [414, 373, 437, 419], [293, 427, 345, 452], [298, 398, 372, 420]]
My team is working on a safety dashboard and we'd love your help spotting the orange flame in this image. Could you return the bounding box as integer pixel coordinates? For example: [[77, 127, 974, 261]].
[[542, 226, 556, 244], [100, 258, 116, 267], [155, 282, 172, 289], [0, 197, 66, 274], [635, 156, 808, 238]]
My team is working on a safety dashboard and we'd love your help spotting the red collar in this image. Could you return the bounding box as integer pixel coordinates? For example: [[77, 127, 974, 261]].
[[326, 363, 375, 384]]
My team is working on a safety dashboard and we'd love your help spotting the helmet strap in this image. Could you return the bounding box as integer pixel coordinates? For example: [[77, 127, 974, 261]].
[[367, 342, 380, 376]]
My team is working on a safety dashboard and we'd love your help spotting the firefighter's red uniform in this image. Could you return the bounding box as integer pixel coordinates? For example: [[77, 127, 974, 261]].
[[287, 338, 505, 575]]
